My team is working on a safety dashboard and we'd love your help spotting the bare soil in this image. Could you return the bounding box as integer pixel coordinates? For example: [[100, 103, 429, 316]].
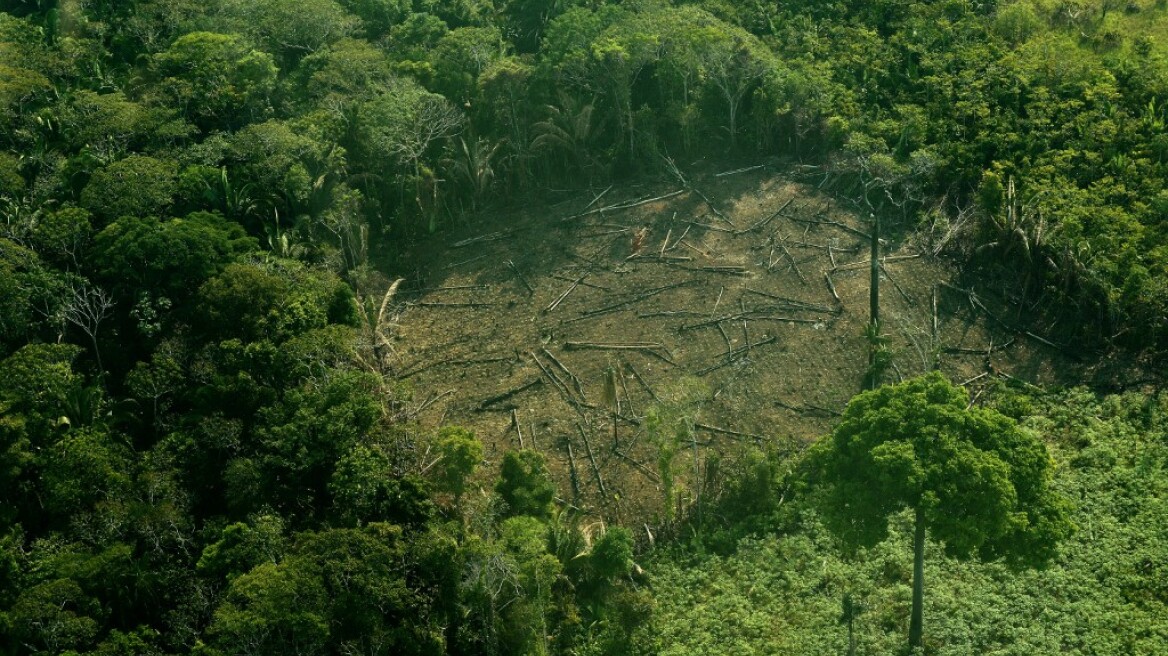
[[386, 164, 1078, 526]]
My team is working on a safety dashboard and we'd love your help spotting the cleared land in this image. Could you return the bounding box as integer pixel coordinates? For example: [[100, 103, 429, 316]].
[[389, 164, 1078, 524]]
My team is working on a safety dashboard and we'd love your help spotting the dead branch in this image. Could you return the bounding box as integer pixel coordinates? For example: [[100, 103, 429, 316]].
[[541, 347, 585, 400], [614, 449, 660, 483], [662, 155, 734, 228], [545, 272, 588, 313], [738, 198, 794, 234], [693, 422, 764, 442], [665, 225, 691, 251], [476, 378, 543, 411], [583, 184, 613, 211], [404, 389, 454, 419], [716, 322, 733, 355], [635, 310, 707, 318], [566, 281, 694, 323], [451, 229, 515, 247], [530, 351, 580, 407], [511, 409, 524, 448], [788, 217, 871, 240], [577, 422, 608, 498], [397, 355, 512, 379], [832, 253, 921, 272], [824, 272, 842, 305], [550, 273, 610, 291], [694, 265, 749, 275], [562, 189, 686, 221], [696, 335, 778, 375], [677, 239, 710, 259], [442, 254, 487, 269], [745, 288, 834, 313], [715, 164, 765, 177], [878, 262, 914, 305], [773, 232, 808, 284], [625, 362, 660, 403], [412, 283, 487, 293], [566, 442, 581, 502], [616, 364, 635, 417], [943, 339, 1015, 355], [409, 301, 496, 308], [507, 260, 534, 294], [582, 228, 633, 238], [939, 283, 1069, 354], [681, 219, 736, 234], [564, 342, 674, 364]]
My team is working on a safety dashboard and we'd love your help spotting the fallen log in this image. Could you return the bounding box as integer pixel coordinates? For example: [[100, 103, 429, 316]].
[[737, 198, 793, 234], [451, 229, 515, 247], [476, 378, 543, 411], [507, 260, 534, 294], [562, 189, 686, 221], [565, 281, 694, 323], [693, 422, 765, 442], [577, 423, 608, 498], [745, 288, 834, 313], [409, 301, 497, 308]]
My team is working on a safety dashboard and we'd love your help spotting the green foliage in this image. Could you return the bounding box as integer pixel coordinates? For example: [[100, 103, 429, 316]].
[[292, 37, 397, 107], [80, 155, 178, 223], [338, 0, 412, 39], [497, 449, 556, 519], [194, 260, 355, 343], [219, 0, 362, 68], [92, 211, 255, 301], [653, 386, 1168, 655], [147, 32, 278, 131], [0, 239, 73, 352], [204, 523, 445, 655], [434, 425, 483, 503], [329, 443, 433, 527], [7, 0, 1168, 652], [196, 514, 286, 581], [809, 371, 1073, 565], [0, 343, 82, 444], [251, 370, 385, 516]]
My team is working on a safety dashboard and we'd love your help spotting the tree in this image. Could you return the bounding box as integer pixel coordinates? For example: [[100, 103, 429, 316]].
[[63, 282, 114, 375], [92, 211, 256, 302], [219, 0, 362, 68], [147, 32, 278, 132], [808, 372, 1074, 653], [430, 25, 506, 103], [433, 425, 482, 507], [691, 22, 773, 147], [80, 155, 178, 223], [496, 449, 555, 519]]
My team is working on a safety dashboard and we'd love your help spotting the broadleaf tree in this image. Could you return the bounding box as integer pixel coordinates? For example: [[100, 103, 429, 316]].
[[807, 371, 1074, 653]]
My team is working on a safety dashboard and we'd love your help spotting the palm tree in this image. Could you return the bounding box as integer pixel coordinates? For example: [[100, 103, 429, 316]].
[[531, 94, 605, 183], [443, 136, 503, 213]]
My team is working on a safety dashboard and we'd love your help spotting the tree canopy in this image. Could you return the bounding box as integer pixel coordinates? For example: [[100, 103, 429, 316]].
[[809, 372, 1074, 649]]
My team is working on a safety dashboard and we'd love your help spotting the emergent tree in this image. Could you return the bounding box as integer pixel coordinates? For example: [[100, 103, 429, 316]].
[[808, 372, 1073, 653]]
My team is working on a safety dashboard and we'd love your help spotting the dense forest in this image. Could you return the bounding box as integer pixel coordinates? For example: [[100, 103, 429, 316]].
[[1, 0, 1167, 653]]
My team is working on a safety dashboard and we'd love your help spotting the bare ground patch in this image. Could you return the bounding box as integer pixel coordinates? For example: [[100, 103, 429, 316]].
[[385, 165, 1079, 527]]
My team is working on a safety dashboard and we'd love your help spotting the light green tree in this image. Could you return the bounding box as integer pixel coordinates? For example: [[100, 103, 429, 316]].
[[808, 371, 1074, 653]]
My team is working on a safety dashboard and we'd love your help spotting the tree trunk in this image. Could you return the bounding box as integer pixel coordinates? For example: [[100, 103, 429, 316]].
[[869, 213, 880, 330], [909, 504, 925, 652], [868, 212, 881, 390]]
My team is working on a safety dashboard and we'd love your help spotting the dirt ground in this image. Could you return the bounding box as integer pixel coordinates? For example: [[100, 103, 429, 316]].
[[386, 164, 1080, 528]]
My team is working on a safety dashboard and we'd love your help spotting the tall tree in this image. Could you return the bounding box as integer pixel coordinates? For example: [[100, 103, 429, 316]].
[[808, 372, 1073, 652]]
